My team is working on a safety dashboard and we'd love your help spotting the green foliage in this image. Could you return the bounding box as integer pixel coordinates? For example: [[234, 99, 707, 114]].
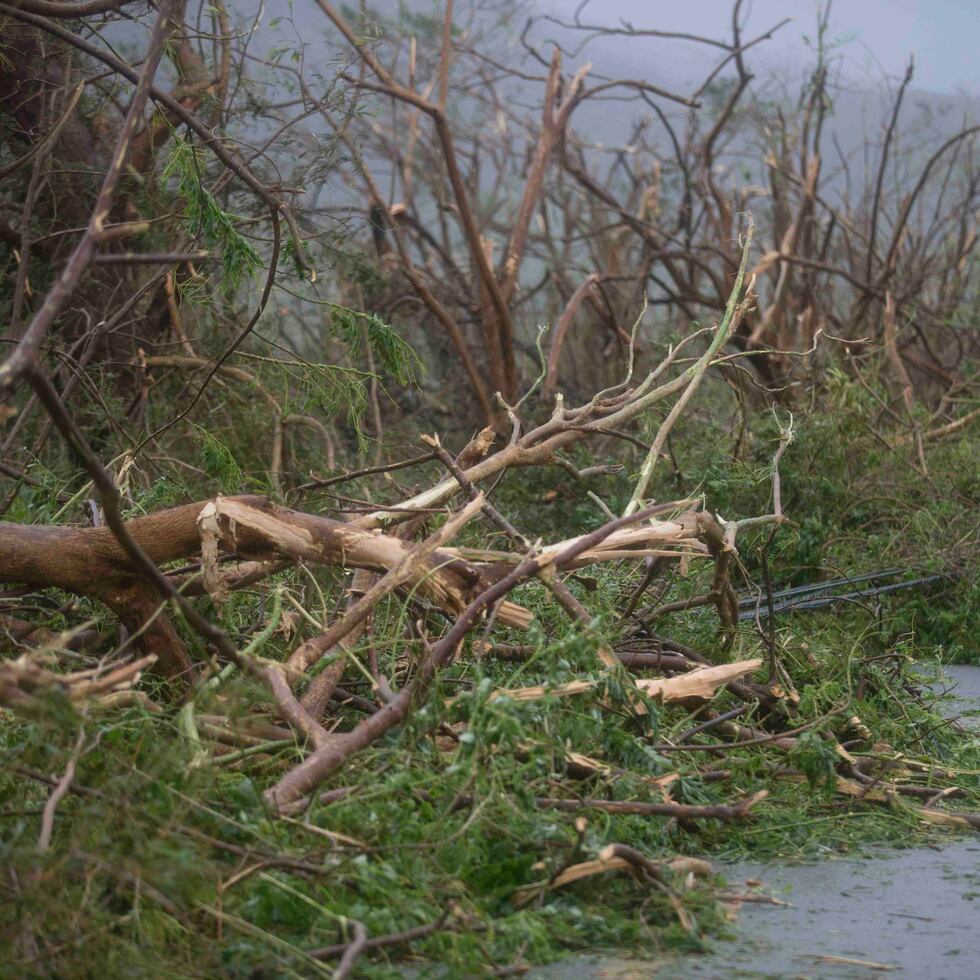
[[329, 305, 422, 388], [162, 136, 261, 289], [2, 374, 978, 976], [634, 372, 980, 660], [281, 234, 317, 281], [3, 576, 975, 976], [192, 423, 244, 491], [296, 358, 371, 428], [788, 731, 840, 795]]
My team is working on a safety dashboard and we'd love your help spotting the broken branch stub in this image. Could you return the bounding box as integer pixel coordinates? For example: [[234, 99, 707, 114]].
[[193, 495, 530, 628]]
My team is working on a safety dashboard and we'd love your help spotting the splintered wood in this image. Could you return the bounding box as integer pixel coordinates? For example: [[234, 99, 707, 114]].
[[481, 660, 763, 705]]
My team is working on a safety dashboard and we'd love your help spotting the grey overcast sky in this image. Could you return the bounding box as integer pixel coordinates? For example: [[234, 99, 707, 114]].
[[543, 0, 980, 95], [251, 2, 977, 97]]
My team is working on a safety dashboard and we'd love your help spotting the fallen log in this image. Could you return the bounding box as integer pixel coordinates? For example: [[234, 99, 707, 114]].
[[0, 494, 701, 678]]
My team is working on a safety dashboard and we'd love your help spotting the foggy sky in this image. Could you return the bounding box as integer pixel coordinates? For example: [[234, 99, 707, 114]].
[[542, 0, 979, 96], [250, 1, 978, 101]]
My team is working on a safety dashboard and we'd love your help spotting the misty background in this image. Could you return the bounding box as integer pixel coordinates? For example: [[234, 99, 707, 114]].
[[227, 0, 979, 232]]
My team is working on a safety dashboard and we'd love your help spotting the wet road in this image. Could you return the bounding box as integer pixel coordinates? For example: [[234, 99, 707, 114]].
[[530, 666, 980, 979]]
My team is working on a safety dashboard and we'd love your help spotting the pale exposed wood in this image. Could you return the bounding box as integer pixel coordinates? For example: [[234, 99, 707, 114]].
[[484, 659, 763, 705]]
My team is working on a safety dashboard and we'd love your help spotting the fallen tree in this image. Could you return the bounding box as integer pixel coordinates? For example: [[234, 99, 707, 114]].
[[2, 2, 978, 972], [3, 208, 974, 837], [0, 222, 759, 808]]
